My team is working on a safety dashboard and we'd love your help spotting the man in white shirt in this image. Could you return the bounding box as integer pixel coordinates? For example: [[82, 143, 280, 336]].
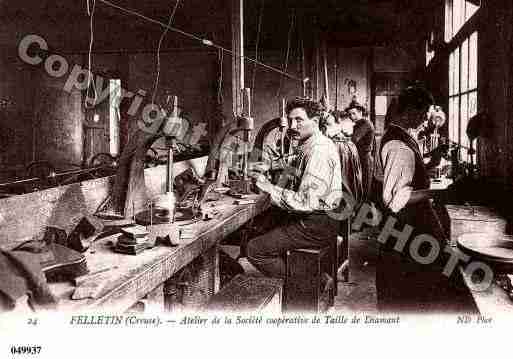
[[246, 98, 342, 278]]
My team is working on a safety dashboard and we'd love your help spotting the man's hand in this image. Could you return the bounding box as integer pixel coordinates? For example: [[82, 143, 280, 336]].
[[248, 170, 272, 193]]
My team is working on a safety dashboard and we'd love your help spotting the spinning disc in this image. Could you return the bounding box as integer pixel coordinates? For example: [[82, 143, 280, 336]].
[[457, 233, 513, 272], [135, 207, 197, 225]]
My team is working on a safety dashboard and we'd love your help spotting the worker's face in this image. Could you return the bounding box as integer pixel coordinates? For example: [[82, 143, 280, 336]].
[[287, 107, 318, 141], [427, 105, 446, 128], [340, 117, 355, 136], [322, 113, 341, 138], [348, 108, 362, 122]]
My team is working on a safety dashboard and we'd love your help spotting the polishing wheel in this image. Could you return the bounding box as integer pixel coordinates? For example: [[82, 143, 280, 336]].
[[457, 232, 513, 273], [135, 206, 198, 226]]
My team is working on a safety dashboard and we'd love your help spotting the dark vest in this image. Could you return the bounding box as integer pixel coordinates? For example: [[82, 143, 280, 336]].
[[332, 135, 364, 211], [377, 124, 445, 240], [380, 124, 429, 191], [375, 125, 477, 313]]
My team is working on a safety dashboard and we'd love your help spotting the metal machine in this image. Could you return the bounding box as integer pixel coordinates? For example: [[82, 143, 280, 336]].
[[250, 98, 295, 183], [133, 95, 201, 225], [205, 88, 258, 194]]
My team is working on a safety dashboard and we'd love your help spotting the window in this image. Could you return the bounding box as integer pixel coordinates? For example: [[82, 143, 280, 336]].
[[449, 31, 478, 161], [445, 0, 480, 42]]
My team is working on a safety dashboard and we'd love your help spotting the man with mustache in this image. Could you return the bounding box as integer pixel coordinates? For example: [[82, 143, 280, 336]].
[[246, 98, 342, 279]]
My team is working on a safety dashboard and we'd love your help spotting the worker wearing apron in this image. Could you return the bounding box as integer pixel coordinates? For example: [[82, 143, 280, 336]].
[[375, 85, 477, 313]]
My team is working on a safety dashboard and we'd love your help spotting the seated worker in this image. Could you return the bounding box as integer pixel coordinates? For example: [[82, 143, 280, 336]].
[[246, 98, 342, 279], [320, 110, 363, 212], [375, 84, 477, 313], [346, 99, 375, 204]]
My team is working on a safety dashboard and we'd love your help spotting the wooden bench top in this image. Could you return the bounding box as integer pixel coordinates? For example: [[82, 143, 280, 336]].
[[51, 193, 269, 312]]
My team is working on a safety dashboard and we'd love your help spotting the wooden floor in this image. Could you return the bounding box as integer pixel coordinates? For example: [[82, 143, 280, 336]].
[[222, 227, 380, 313], [332, 230, 378, 313]]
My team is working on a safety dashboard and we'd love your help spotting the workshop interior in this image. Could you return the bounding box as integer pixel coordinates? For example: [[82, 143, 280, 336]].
[[1, 0, 513, 315]]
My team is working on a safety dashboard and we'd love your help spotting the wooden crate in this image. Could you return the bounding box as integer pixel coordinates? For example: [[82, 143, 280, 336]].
[[285, 247, 335, 313], [207, 274, 283, 313]]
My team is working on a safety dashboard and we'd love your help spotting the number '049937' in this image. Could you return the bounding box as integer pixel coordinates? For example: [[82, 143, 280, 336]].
[[10, 346, 42, 355]]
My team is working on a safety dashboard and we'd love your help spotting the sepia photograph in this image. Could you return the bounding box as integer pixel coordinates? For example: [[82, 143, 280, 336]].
[[0, 0, 511, 357]]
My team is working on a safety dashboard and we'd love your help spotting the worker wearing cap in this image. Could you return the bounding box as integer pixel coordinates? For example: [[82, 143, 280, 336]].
[[345, 99, 375, 204]]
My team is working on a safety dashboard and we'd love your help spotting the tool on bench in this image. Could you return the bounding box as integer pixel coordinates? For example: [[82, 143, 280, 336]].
[[227, 88, 255, 195], [71, 266, 119, 300], [73, 265, 119, 286], [114, 224, 152, 255], [134, 96, 195, 226], [234, 199, 258, 205], [11, 226, 89, 282]]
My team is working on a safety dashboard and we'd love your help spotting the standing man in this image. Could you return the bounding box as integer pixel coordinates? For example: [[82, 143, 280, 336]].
[[346, 99, 375, 204], [320, 110, 363, 212], [246, 98, 342, 279], [376, 85, 477, 313]]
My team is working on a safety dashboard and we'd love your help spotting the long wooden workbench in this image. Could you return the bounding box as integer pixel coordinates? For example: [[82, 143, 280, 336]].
[[50, 193, 269, 312]]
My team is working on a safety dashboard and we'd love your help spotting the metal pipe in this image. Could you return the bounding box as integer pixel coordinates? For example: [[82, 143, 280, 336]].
[[166, 139, 175, 193], [0, 165, 110, 187]]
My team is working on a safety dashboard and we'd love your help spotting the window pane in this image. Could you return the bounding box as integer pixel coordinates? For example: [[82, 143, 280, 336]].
[[454, 0, 465, 35], [461, 93, 468, 135], [454, 96, 460, 144], [469, 90, 477, 118], [460, 93, 469, 158], [449, 96, 460, 144], [449, 52, 454, 96], [449, 51, 454, 95], [469, 32, 478, 89], [449, 97, 456, 142], [461, 38, 469, 92], [454, 47, 460, 95], [445, 0, 453, 42], [465, 0, 479, 21]]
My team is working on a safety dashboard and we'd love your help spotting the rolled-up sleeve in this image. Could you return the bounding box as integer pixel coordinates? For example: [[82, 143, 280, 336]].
[[381, 140, 415, 213]]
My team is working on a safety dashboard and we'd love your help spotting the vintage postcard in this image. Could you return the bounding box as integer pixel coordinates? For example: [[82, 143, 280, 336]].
[[0, 0, 511, 357]]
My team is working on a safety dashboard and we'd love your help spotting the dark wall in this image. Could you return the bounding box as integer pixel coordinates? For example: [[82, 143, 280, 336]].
[[0, 46, 36, 181], [243, 50, 303, 138], [0, 0, 231, 183], [477, 0, 513, 182], [0, 0, 426, 185], [244, 42, 420, 146]]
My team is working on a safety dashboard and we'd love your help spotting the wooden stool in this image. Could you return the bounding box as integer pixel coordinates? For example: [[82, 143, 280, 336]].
[[284, 245, 335, 312], [207, 274, 283, 313]]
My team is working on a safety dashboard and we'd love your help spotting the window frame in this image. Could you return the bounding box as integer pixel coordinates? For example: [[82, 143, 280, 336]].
[[448, 31, 478, 162], [445, 0, 480, 42]]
